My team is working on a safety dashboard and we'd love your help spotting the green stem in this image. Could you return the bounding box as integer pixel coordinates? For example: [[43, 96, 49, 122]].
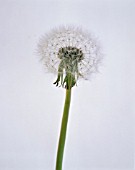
[[56, 89, 72, 170]]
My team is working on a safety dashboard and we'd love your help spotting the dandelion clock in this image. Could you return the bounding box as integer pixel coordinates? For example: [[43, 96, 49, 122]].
[[38, 26, 103, 170]]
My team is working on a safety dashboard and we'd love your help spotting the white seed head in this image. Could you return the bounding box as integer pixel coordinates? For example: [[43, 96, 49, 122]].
[[38, 26, 103, 84]]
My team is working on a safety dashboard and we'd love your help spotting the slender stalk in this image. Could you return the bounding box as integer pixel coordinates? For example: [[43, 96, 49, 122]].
[[56, 89, 72, 170]]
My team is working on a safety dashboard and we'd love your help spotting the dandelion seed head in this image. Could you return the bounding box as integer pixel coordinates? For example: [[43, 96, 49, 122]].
[[38, 26, 103, 88]]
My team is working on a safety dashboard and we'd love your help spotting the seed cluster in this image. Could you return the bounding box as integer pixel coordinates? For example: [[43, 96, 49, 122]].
[[38, 26, 102, 82], [58, 46, 84, 62]]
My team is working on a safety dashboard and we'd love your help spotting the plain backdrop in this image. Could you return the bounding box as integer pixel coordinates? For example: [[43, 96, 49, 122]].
[[0, 0, 134, 170]]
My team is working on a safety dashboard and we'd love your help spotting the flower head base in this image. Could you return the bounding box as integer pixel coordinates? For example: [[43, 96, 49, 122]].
[[38, 26, 102, 89], [53, 46, 84, 89]]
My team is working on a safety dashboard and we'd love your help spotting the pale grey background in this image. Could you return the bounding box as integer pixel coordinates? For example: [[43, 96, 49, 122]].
[[0, 0, 134, 170]]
